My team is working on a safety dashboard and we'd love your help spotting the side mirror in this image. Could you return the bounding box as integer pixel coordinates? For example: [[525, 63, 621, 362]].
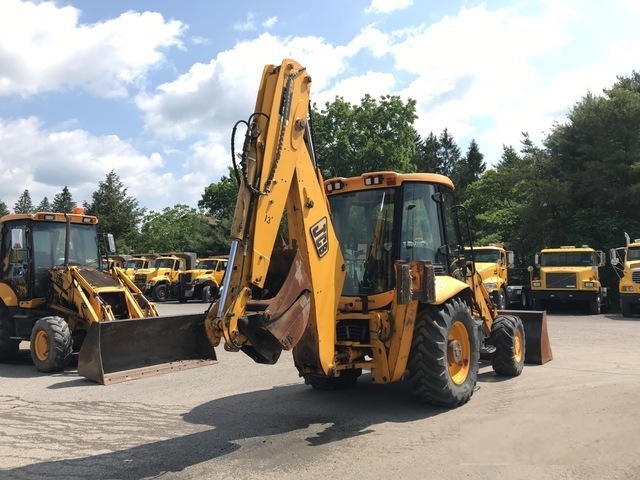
[[507, 251, 515, 269], [534, 252, 541, 267], [596, 251, 606, 267], [609, 248, 619, 266], [106, 234, 116, 254], [11, 229, 25, 250]]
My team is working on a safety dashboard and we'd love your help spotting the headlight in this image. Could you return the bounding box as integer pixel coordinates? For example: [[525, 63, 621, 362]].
[[584, 281, 595, 288], [624, 286, 635, 292], [485, 282, 496, 292], [532, 281, 541, 287], [148, 280, 156, 286]]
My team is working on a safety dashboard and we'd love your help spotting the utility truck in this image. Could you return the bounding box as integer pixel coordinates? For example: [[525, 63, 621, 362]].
[[174, 256, 228, 303], [133, 252, 197, 302]]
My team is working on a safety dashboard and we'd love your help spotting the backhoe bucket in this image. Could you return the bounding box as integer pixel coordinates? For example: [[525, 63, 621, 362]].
[[499, 309, 553, 364], [78, 314, 217, 385]]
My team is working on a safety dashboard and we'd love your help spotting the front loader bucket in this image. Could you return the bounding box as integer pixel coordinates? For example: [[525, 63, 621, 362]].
[[78, 314, 217, 385], [499, 309, 553, 364]]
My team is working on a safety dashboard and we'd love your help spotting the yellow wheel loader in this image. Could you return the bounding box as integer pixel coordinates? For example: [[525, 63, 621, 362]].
[[199, 59, 553, 407], [0, 210, 215, 384]]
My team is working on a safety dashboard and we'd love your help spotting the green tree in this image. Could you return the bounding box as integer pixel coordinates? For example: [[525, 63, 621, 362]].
[[36, 196, 52, 212], [413, 131, 440, 173], [51, 186, 75, 213], [544, 72, 640, 248], [198, 170, 241, 254], [0, 200, 9, 217], [84, 170, 144, 252], [199, 169, 240, 221], [138, 205, 219, 254], [14, 190, 34, 214], [312, 94, 418, 177]]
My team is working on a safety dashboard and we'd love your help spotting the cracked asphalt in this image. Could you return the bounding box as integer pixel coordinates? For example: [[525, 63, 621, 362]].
[[1, 302, 640, 480]]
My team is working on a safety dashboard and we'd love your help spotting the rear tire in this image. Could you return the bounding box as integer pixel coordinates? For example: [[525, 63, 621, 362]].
[[407, 298, 479, 408], [490, 315, 525, 376], [304, 368, 361, 390], [152, 284, 168, 302], [30, 317, 72, 373], [621, 301, 632, 318], [0, 311, 20, 362]]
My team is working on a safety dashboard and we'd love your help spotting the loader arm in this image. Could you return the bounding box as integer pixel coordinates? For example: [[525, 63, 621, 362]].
[[205, 59, 345, 375]]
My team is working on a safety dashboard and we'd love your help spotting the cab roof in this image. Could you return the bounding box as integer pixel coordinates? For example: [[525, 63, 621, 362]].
[[0, 211, 98, 225], [324, 171, 454, 194], [541, 246, 596, 253]]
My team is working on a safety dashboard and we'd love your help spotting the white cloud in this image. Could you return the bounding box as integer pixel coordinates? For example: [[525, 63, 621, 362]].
[[0, 0, 185, 98], [234, 11, 257, 32], [0, 116, 217, 211], [136, 31, 369, 139], [366, 0, 413, 14], [263, 16, 278, 29]]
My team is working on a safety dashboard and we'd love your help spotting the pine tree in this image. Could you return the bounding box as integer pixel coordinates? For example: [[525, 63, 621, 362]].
[[0, 200, 9, 217], [36, 196, 52, 212], [14, 190, 34, 214], [51, 186, 75, 213], [85, 170, 144, 251]]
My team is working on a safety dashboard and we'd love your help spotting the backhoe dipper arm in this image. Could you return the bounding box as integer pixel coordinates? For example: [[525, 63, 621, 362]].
[[205, 59, 345, 374]]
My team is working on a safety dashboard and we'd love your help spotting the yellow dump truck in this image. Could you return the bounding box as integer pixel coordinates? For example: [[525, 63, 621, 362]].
[[173, 256, 228, 303], [531, 246, 608, 314], [133, 252, 197, 302], [610, 236, 640, 317], [122, 254, 158, 281], [467, 244, 515, 310]]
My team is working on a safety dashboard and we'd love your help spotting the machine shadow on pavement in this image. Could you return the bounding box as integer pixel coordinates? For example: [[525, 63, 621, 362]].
[[2, 378, 449, 480]]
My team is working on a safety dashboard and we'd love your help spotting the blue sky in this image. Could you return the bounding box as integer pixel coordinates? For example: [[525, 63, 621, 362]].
[[1, 0, 638, 213]]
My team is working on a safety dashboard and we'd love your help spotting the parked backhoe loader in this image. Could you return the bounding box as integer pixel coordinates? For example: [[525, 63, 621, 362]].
[[198, 59, 552, 408], [0, 210, 215, 384]]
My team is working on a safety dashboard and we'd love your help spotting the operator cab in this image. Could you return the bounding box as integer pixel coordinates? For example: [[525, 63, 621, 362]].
[[0, 213, 101, 300], [326, 172, 454, 299]]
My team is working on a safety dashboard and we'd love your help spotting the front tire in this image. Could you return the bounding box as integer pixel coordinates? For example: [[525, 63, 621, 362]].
[[493, 287, 507, 310], [0, 311, 20, 362], [30, 317, 73, 373], [152, 284, 168, 302], [304, 368, 361, 390], [202, 285, 217, 303], [407, 298, 479, 408], [589, 294, 601, 315], [490, 315, 525, 376], [621, 301, 632, 318]]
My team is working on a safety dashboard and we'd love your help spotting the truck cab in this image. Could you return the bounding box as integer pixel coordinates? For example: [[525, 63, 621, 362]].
[[531, 246, 607, 314], [133, 253, 196, 302], [610, 239, 640, 317]]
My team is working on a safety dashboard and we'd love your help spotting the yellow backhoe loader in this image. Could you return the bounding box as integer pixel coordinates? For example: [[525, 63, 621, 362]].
[[0, 210, 215, 384], [189, 58, 553, 407]]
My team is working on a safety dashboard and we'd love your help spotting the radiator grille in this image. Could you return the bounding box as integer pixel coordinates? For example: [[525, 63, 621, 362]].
[[545, 272, 577, 288], [632, 270, 640, 284], [179, 273, 193, 283]]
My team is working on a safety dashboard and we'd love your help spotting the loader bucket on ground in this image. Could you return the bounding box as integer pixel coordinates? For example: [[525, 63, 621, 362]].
[[499, 309, 553, 365], [78, 314, 217, 385]]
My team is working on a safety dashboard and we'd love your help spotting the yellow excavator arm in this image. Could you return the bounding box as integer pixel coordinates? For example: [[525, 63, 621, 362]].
[[205, 59, 345, 374]]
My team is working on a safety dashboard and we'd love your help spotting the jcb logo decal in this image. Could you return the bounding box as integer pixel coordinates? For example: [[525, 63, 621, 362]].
[[311, 217, 329, 258]]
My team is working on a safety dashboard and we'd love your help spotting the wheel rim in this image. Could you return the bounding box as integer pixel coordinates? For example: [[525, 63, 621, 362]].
[[514, 329, 523, 363], [447, 321, 471, 384], [34, 330, 50, 361], [157, 287, 166, 300]]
